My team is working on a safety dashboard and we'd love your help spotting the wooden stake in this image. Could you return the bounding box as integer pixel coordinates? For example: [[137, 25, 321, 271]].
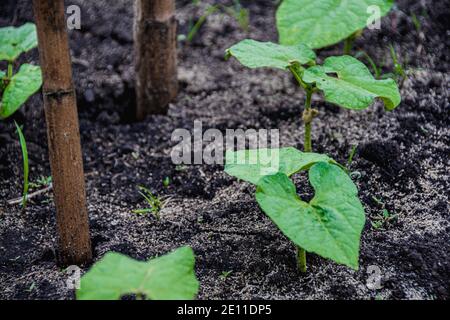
[[33, 0, 92, 266], [134, 0, 178, 120]]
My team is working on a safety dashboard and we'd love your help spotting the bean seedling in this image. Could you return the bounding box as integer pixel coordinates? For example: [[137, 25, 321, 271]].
[[226, 41, 401, 152], [225, 148, 366, 271], [225, 8, 401, 270], [77, 246, 199, 300], [0, 23, 42, 208]]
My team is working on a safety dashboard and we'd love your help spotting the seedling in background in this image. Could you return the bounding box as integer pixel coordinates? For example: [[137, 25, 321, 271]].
[[371, 209, 397, 230], [384, 44, 408, 88], [163, 176, 171, 188], [223, 0, 250, 32], [29, 175, 52, 190], [14, 122, 29, 208], [370, 196, 396, 230], [410, 12, 422, 33], [181, 1, 250, 43], [133, 186, 164, 219], [77, 246, 199, 300], [220, 271, 233, 281], [355, 51, 382, 79], [0, 23, 42, 208], [277, 0, 394, 53], [346, 144, 359, 171], [184, 4, 220, 43], [225, 148, 366, 271]]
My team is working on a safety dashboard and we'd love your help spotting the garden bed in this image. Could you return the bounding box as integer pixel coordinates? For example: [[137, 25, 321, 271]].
[[0, 0, 449, 299]]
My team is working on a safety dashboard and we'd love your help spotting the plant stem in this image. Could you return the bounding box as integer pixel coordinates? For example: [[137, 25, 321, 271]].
[[297, 246, 307, 273], [7, 61, 13, 80], [296, 89, 315, 273], [303, 89, 313, 153], [7, 62, 13, 79], [344, 37, 353, 55]]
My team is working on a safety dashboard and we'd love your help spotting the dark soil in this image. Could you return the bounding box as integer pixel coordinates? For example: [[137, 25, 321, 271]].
[[1, 0, 449, 300]]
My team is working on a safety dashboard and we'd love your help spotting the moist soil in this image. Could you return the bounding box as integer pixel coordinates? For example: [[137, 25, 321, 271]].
[[0, 0, 449, 300]]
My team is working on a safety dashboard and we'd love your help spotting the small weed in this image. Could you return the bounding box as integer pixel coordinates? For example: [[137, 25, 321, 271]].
[[132, 186, 164, 219], [175, 164, 188, 172], [355, 51, 382, 79], [30, 175, 52, 190], [219, 271, 233, 281], [181, 1, 250, 43], [163, 177, 171, 188], [131, 152, 140, 160], [346, 144, 358, 171], [14, 122, 29, 208], [26, 282, 36, 293], [371, 209, 397, 230], [371, 196, 384, 206], [381, 44, 407, 87], [410, 12, 421, 33]]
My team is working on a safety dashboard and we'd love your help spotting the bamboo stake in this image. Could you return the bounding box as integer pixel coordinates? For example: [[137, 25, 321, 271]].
[[134, 0, 178, 120], [33, 0, 92, 266]]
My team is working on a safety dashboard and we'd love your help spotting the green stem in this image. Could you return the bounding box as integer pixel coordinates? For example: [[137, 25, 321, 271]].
[[296, 89, 315, 273], [7, 62, 13, 79], [297, 246, 307, 273], [304, 89, 313, 153], [289, 65, 308, 90], [344, 37, 353, 55]]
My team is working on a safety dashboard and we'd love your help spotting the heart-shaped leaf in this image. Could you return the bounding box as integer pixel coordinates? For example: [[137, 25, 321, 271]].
[[256, 162, 365, 269], [303, 55, 401, 110], [0, 70, 5, 80], [277, 0, 394, 49], [0, 23, 38, 62], [225, 147, 335, 185], [0, 64, 42, 119], [226, 39, 316, 70], [76, 246, 199, 300]]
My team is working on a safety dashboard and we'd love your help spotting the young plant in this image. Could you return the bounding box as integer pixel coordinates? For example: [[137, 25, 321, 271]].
[[181, 1, 250, 43], [29, 175, 52, 190], [0, 23, 42, 208], [223, 0, 250, 32], [355, 51, 382, 79], [371, 209, 397, 230], [276, 0, 394, 52], [76, 246, 199, 300], [225, 37, 400, 272], [225, 148, 366, 271], [226, 40, 401, 152], [385, 44, 407, 87], [133, 186, 164, 219], [14, 122, 29, 208]]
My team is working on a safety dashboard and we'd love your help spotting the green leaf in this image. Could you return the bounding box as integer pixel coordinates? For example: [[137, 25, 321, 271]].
[[15, 122, 29, 208], [0, 64, 42, 119], [0, 70, 5, 79], [277, 0, 394, 49], [256, 162, 365, 269], [303, 56, 401, 110], [0, 23, 38, 62], [226, 39, 316, 70], [77, 246, 199, 300], [225, 147, 335, 185]]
